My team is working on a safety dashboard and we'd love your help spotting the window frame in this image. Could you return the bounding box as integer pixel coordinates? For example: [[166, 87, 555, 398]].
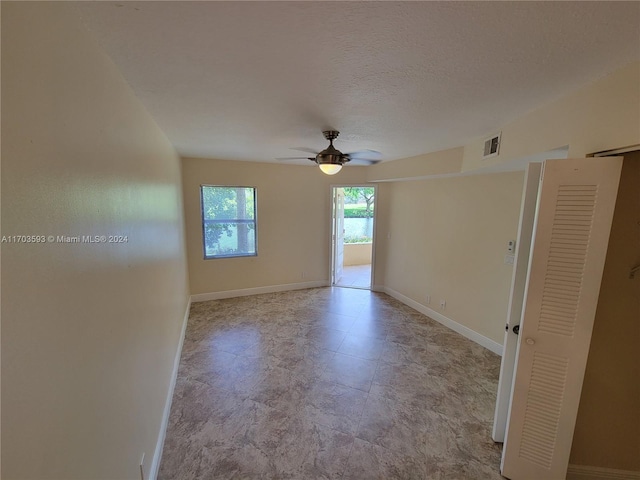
[[200, 185, 258, 260]]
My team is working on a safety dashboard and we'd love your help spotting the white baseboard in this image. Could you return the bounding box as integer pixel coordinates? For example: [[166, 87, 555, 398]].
[[149, 296, 191, 480], [382, 287, 504, 356], [567, 464, 640, 480], [190, 280, 329, 303]]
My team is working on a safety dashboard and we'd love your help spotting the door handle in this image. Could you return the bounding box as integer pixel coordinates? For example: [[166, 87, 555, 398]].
[[512, 325, 520, 335]]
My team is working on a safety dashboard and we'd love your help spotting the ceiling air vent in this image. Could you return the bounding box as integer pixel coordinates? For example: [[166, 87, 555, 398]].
[[483, 132, 501, 159]]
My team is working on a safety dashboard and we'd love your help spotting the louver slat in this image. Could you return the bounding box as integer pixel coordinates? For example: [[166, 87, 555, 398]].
[[518, 352, 570, 469], [538, 185, 597, 337]]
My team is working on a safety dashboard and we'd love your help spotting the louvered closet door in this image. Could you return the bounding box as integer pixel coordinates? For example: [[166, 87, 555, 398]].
[[501, 158, 622, 480]]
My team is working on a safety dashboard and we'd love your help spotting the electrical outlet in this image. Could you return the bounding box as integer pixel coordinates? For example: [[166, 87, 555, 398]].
[[439, 299, 446, 310], [301, 271, 306, 279], [425, 295, 431, 305]]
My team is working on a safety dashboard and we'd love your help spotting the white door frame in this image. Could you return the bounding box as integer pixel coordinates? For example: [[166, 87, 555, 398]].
[[493, 162, 543, 442], [330, 184, 377, 289], [332, 187, 345, 285]]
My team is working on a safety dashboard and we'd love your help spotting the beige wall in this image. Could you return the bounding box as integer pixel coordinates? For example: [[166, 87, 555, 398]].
[[462, 62, 640, 172], [570, 151, 640, 471], [1, 3, 189, 479], [344, 242, 372, 266], [383, 172, 524, 344], [370, 182, 390, 289], [367, 146, 464, 182], [182, 158, 370, 295], [364, 62, 639, 183]]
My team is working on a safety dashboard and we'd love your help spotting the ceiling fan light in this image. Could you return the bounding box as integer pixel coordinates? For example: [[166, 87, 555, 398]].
[[319, 163, 342, 175]]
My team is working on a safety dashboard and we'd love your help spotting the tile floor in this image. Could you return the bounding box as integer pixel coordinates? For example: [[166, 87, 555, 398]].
[[335, 265, 372, 289], [159, 287, 504, 479]]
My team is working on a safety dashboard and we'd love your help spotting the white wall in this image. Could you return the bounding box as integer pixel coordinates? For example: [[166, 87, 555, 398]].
[[1, 3, 189, 479]]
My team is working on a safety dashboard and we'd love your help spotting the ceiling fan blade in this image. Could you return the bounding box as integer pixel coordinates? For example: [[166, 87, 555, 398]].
[[284, 134, 383, 167], [290, 147, 319, 155], [348, 158, 382, 166], [345, 149, 382, 160]]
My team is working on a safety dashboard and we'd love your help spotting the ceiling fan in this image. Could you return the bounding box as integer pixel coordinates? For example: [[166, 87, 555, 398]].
[[277, 130, 382, 175]]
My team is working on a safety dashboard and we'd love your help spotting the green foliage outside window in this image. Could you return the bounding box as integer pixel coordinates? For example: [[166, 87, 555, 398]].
[[201, 186, 257, 258]]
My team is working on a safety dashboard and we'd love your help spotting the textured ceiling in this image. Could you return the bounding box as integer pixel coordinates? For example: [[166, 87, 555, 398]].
[[74, 1, 640, 164]]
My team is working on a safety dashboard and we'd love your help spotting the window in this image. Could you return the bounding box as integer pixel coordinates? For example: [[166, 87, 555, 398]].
[[201, 186, 257, 259]]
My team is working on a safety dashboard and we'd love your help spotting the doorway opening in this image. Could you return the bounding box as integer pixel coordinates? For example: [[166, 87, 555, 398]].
[[331, 186, 376, 289]]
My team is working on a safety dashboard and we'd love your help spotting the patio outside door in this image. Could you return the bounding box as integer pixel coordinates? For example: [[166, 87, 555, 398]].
[[331, 186, 375, 289]]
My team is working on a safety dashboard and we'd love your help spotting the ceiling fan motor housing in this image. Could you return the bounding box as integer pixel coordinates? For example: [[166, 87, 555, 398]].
[[314, 130, 350, 165]]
